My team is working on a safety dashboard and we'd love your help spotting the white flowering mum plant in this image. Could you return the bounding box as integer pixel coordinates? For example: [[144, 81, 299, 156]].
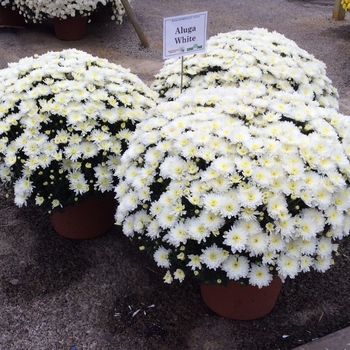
[[1, 0, 12, 8], [13, 0, 128, 23], [152, 28, 339, 110], [0, 48, 157, 212], [115, 84, 350, 288]]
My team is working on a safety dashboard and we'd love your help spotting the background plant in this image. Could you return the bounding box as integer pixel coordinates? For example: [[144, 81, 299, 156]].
[[0, 0, 12, 8], [13, 0, 129, 23], [152, 28, 339, 111], [341, 0, 350, 10]]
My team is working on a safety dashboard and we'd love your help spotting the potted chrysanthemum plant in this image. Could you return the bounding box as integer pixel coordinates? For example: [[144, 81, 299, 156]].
[[13, 0, 130, 40], [0, 48, 157, 239], [0, 0, 25, 27], [115, 80, 350, 318], [115, 87, 350, 319]]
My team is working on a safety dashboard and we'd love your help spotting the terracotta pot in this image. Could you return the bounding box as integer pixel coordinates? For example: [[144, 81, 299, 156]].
[[0, 6, 25, 28], [52, 15, 87, 41], [200, 275, 282, 320], [50, 192, 117, 239]]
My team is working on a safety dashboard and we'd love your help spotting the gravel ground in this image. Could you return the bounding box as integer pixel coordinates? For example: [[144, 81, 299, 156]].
[[1, 0, 350, 349]]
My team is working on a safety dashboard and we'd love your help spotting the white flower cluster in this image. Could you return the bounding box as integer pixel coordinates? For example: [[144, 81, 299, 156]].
[[1, 0, 12, 7], [152, 28, 339, 110], [13, 0, 127, 23], [108, 0, 127, 23], [115, 85, 350, 288], [0, 48, 157, 211]]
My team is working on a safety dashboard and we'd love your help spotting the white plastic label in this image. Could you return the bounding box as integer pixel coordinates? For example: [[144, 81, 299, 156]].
[[163, 11, 207, 59]]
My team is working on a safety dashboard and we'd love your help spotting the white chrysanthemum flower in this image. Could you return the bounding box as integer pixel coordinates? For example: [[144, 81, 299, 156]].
[[223, 225, 248, 253], [4, 152, 17, 167], [284, 241, 301, 258], [247, 232, 269, 256], [316, 237, 333, 258], [163, 271, 173, 284], [133, 210, 150, 233], [283, 160, 305, 180], [342, 214, 350, 238], [145, 220, 160, 239], [251, 166, 272, 187], [200, 244, 229, 270], [240, 219, 263, 235], [325, 205, 344, 227], [80, 141, 98, 158], [267, 194, 288, 219], [243, 137, 265, 156], [187, 217, 211, 243], [301, 208, 325, 233], [198, 211, 225, 231], [174, 269, 185, 282], [64, 144, 82, 161], [0, 164, 11, 181], [187, 254, 202, 271], [300, 255, 314, 272], [211, 156, 235, 175], [302, 171, 322, 190], [222, 255, 250, 280], [167, 181, 185, 199], [299, 190, 315, 207], [248, 264, 272, 288], [328, 171, 346, 188], [238, 185, 263, 209], [123, 165, 141, 185], [159, 156, 187, 180], [114, 182, 128, 198], [51, 199, 61, 209], [202, 193, 222, 214], [262, 250, 278, 265], [154, 247, 171, 268], [149, 202, 163, 217], [218, 192, 240, 218], [209, 175, 232, 193], [313, 186, 333, 210], [314, 255, 332, 272], [164, 222, 187, 247], [333, 189, 350, 212], [24, 140, 42, 156], [158, 207, 179, 229], [158, 192, 175, 207], [14, 191, 29, 207], [14, 177, 33, 201], [68, 176, 89, 195], [120, 191, 139, 213], [268, 233, 286, 252], [192, 144, 212, 160], [96, 175, 113, 192], [295, 215, 318, 241], [277, 254, 300, 278], [299, 238, 317, 255], [235, 155, 253, 175]]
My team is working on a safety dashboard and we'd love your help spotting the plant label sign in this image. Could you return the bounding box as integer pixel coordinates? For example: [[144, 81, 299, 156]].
[[163, 11, 207, 59]]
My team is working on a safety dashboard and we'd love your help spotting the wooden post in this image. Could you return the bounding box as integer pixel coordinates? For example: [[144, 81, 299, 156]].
[[120, 0, 150, 47], [333, 0, 346, 20]]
